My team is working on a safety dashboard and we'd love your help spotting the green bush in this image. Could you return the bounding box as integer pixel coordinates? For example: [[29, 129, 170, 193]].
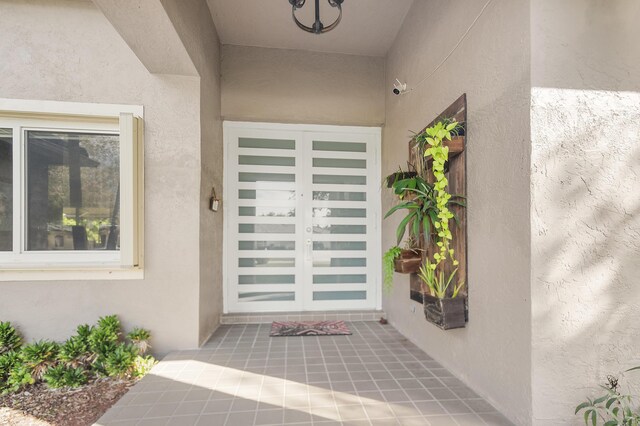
[[43, 365, 87, 389], [0, 322, 22, 355], [20, 340, 59, 380], [0, 316, 155, 395], [104, 344, 138, 379], [4, 364, 34, 394]]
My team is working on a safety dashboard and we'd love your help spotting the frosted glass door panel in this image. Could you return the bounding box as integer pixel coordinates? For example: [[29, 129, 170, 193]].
[[226, 130, 304, 312], [303, 133, 379, 310]]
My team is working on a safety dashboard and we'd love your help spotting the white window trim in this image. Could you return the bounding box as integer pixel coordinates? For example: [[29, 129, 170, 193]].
[[0, 99, 144, 281]]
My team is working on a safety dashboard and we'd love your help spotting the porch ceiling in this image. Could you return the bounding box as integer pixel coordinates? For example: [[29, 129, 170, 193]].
[[207, 0, 414, 57]]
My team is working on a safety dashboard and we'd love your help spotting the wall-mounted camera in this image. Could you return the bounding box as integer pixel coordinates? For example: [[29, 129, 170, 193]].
[[393, 79, 407, 95]]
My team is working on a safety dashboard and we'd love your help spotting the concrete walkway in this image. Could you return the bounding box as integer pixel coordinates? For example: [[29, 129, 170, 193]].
[[96, 322, 512, 425]]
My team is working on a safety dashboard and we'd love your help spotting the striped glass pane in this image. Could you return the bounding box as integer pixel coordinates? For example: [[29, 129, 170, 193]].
[[313, 258, 366, 267], [313, 158, 366, 169], [239, 224, 295, 234], [313, 291, 366, 301], [239, 172, 295, 183], [313, 241, 366, 251], [239, 275, 295, 285], [239, 189, 296, 200], [239, 258, 295, 268], [313, 225, 366, 234], [239, 155, 295, 167], [312, 208, 366, 218], [239, 138, 295, 150], [239, 292, 295, 302], [313, 141, 366, 152], [313, 191, 366, 201], [239, 241, 295, 250], [313, 274, 367, 284], [313, 175, 366, 185], [239, 207, 295, 217]]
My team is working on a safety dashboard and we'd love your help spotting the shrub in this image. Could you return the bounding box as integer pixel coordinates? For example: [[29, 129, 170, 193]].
[[20, 340, 59, 380], [0, 322, 22, 355], [0, 315, 155, 394], [0, 351, 21, 394], [127, 328, 151, 355], [104, 344, 138, 379], [132, 356, 156, 378], [43, 365, 87, 389], [4, 364, 34, 394], [59, 336, 94, 368]]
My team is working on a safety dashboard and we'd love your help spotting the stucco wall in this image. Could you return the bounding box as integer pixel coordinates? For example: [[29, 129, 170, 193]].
[[382, 0, 532, 424], [530, 1, 640, 423], [0, 0, 220, 354], [159, 0, 224, 346], [221, 45, 385, 126]]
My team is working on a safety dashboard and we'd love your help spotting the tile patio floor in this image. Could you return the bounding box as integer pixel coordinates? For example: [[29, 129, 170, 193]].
[[97, 322, 513, 426]]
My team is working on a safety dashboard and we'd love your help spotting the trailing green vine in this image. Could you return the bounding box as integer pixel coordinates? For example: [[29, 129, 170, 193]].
[[422, 121, 459, 270], [382, 246, 402, 293]]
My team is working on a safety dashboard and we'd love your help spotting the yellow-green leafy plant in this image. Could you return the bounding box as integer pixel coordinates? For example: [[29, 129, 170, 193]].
[[417, 120, 465, 298]]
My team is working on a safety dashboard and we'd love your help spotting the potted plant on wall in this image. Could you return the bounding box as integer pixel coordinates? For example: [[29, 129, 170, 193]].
[[384, 164, 417, 188], [417, 120, 466, 329]]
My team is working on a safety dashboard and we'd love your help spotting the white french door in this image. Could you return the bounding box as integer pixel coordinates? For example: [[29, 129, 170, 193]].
[[223, 122, 381, 313]]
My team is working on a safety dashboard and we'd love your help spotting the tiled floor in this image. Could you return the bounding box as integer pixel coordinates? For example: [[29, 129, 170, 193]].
[[97, 322, 513, 426]]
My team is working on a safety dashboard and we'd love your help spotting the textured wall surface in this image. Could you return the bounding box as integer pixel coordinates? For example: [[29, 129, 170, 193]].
[[160, 0, 224, 347], [382, 0, 532, 424], [531, 1, 640, 423], [0, 0, 220, 354], [221, 45, 385, 126]]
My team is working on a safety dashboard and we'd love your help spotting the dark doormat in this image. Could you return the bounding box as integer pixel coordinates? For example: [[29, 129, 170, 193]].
[[269, 320, 352, 337]]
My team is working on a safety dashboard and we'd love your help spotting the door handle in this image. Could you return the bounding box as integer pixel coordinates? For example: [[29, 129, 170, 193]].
[[305, 239, 312, 261]]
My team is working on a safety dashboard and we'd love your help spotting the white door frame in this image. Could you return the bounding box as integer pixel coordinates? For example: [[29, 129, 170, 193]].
[[223, 121, 382, 314]]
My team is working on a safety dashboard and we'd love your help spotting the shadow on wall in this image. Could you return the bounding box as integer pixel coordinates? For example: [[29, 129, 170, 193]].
[[531, 87, 640, 419]]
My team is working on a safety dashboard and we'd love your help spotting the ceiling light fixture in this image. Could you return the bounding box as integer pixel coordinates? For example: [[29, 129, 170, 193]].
[[289, 0, 344, 34]]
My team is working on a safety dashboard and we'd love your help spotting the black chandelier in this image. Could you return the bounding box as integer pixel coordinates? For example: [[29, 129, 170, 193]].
[[288, 0, 344, 34]]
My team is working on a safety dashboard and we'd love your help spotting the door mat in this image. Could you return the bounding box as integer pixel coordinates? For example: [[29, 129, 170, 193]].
[[269, 320, 352, 337]]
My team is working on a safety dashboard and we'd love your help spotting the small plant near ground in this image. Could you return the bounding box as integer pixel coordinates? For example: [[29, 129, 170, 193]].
[[0, 316, 155, 395], [20, 340, 59, 380], [43, 365, 87, 389], [127, 328, 151, 355], [0, 322, 23, 355], [576, 367, 640, 425]]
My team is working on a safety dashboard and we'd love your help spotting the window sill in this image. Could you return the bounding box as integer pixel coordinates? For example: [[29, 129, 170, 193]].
[[0, 266, 144, 282]]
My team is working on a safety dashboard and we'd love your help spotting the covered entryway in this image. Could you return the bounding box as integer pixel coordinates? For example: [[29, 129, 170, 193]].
[[223, 122, 381, 313]]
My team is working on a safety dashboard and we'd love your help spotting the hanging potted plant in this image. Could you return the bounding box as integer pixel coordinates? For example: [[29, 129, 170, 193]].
[[417, 120, 466, 329], [384, 164, 417, 188]]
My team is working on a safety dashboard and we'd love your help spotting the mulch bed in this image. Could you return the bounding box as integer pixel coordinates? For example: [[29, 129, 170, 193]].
[[0, 377, 135, 426]]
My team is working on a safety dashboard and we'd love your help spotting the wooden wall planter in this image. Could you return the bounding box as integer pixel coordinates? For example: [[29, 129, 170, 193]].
[[423, 295, 466, 330], [393, 250, 421, 274], [407, 94, 468, 329]]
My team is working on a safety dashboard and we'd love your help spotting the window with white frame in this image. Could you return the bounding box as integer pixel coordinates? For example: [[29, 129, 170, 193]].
[[0, 101, 143, 269]]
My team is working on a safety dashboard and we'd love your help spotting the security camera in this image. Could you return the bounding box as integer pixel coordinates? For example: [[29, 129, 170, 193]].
[[393, 79, 407, 95]]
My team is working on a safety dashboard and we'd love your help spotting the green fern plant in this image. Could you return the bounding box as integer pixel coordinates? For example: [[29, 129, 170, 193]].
[[20, 340, 59, 380], [0, 322, 22, 355], [0, 351, 21, 394], [59, 336, 95, 368]]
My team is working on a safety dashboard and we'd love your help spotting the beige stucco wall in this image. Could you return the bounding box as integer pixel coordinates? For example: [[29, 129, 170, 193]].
[[0, 0, 222, 354], [530, 0, 640, 423], [382, 0, 532, 424], [221, 45, 385, 126]]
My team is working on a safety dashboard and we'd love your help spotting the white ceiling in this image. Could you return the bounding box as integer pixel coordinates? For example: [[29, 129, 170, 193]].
[[207, 0, 414, 57]]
